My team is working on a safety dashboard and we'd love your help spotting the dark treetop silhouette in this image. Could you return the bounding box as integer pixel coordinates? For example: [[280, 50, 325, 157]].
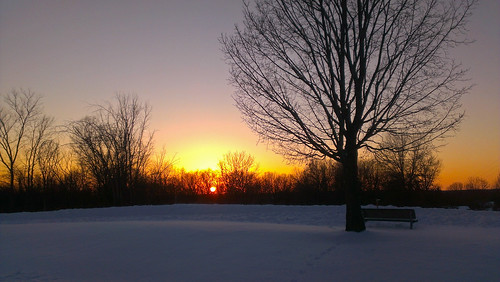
[[221, 0, 475, 231]]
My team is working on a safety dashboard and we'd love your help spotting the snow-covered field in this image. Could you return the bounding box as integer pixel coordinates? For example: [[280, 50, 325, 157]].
[[1, 204, 499, 281]]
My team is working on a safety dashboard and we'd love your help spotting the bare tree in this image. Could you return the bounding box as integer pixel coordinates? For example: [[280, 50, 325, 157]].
[[297, 159, 339, 193], [56, 149, 89, 192], [258, 172, 294, 194], [358, 157, 384, 192], [0, 89, 50, 190], [218, 151, 258, 194], [148, 147, 176, 187], [36, 139, 63, 189], [197, 169, 218, 194], [67, 94, 155, 205], [375, 135, 441, 191], [221, 0, 474, 231], [176, 169, 203, 195], [22, 114, 54, 189], [465, 176, 489, 190], [448, 182, 464, 191]]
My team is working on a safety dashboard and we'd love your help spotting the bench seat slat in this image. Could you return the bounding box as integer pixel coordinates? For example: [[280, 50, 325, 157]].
[[362, 208, 418, 229], [362, 218, 418, 222]]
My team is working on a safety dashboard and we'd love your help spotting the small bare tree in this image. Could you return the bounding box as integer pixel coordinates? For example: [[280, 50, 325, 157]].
[[258, 172, 294, 194], [465, 177, 489, 190], [148, 147, 176, 187], [197, 169, 218, 194], [375, 135, 441, 191], [448, 182, 465, 191], [22, 114, 54, 189], [218, 151, 258, 194], [36, 139, 63, 189], [297, 159, 339, 193], [358, 157, 384, 192], [221, 0, 475, 231]]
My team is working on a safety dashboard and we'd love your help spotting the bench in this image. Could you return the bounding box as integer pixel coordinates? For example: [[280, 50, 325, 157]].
[[361, 208, 418, 229]]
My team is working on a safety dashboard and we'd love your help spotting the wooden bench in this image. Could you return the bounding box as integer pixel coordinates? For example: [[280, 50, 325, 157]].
[[361, 208, 418, 229]]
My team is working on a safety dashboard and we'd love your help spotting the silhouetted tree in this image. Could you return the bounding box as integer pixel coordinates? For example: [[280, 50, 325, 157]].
[[55, 149, 88, 192], [176, 169, 203, 195], [297, 159, 340, 193], [448, 182, 465, 191], [148, 147, 176, 187], [222, 0, 474, 231], [218, 151, 258, 194], [67, 94, 154, 205], [0, 89, 53, 190], [258, 172, 294, 194], [197, 169, 218, 194], [375, 135, 441, 191], [36, 139, 63, 190], [21, 114, 54, 190], [494, 173, 500, 189], [358, 157, 384, 192], [465, 177, 489, 190]]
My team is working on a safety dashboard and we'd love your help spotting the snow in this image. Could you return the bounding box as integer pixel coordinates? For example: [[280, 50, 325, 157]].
[[1, 205, 499, 281]]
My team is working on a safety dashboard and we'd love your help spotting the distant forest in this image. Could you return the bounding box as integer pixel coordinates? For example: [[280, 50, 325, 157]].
[[1, 90, 499, 212]]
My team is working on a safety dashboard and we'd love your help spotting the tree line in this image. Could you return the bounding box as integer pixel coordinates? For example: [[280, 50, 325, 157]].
[[1, 89, 498, 212]]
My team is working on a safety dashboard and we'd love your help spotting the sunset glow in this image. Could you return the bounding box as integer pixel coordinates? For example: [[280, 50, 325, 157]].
[[210, 186, 217, 193], [180, 152, 220, 172], [0, 0, 498, 190]]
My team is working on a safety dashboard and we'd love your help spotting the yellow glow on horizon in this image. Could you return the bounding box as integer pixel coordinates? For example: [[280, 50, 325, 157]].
[[170, 139, 298, 174], [158, 131, 498, 189], [177, 148, 298, 174], [175, 144, 225, 171], [181, 154, 219, 171], [159, 126, 300, 173], [162, 127, 498, 188], [436, 132, 499, 189]]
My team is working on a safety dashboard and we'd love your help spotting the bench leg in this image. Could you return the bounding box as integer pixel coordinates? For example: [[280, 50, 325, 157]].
[[410, 222, 413, 229]]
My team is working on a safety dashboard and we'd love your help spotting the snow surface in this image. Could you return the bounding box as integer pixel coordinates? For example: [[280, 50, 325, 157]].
[[1, 204, 499, 281]]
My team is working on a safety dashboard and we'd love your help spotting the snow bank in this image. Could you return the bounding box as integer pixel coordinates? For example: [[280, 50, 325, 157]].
[[2, 204, 499, 227], [1, 205, 499, 281]]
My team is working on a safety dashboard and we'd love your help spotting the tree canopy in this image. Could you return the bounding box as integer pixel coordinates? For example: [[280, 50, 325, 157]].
[[222, 0, 475, 231]]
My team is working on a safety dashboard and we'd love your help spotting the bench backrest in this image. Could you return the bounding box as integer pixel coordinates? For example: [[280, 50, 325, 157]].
[[362, 208, 416, 220]]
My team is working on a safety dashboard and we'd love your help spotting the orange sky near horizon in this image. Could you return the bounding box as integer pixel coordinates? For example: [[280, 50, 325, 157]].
[[0, 0, 498, 189]]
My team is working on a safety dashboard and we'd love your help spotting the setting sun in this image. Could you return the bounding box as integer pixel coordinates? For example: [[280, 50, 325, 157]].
[[210, 186, 217, 193]]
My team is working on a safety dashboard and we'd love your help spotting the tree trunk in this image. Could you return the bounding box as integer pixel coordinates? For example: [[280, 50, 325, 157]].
[[9, 168, 15, 191], [342, 147, 366, 232]]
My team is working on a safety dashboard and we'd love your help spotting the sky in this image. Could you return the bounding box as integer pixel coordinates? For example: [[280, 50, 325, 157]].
[[0, 0, 498, 188]]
